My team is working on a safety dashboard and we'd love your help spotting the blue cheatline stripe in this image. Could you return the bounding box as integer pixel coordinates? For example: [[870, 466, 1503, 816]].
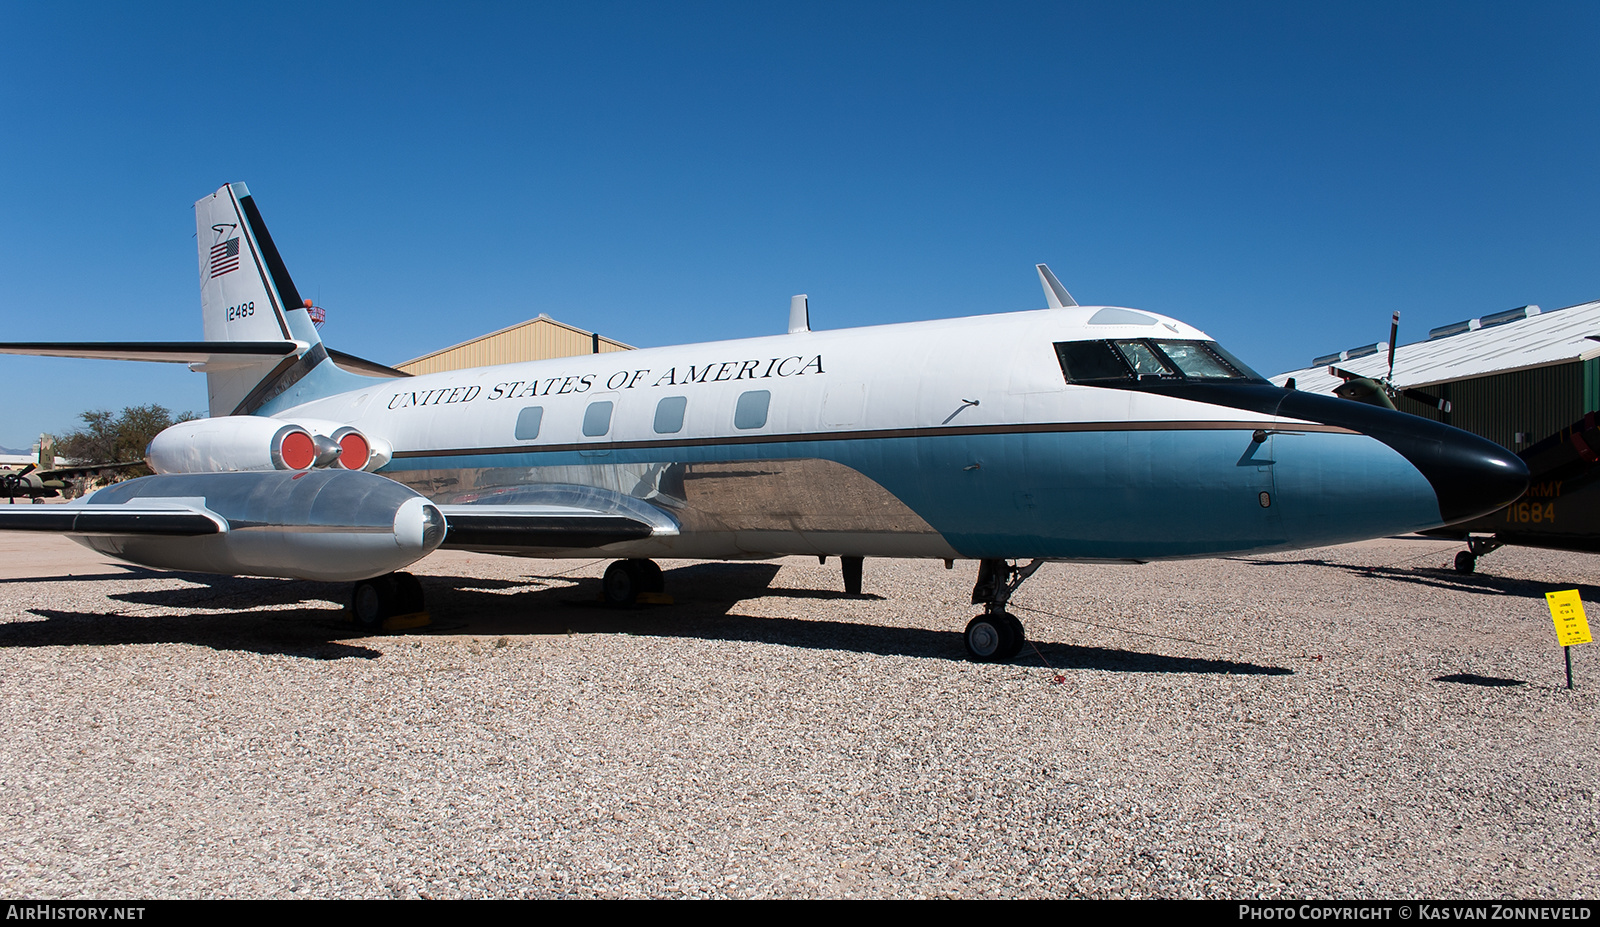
[[383, 428, 1442, 561]]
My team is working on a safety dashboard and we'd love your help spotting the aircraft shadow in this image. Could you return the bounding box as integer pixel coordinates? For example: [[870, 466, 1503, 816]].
[[0, 562, 1289, 672], [0, 570, 153, 585], [1233, 557, 1600, 604], [3, 607, 383, 660], [1435, 672, 1527, 687]]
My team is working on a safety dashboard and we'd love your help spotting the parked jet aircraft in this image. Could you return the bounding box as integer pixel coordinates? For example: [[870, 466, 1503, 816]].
[[0, 184, 1530, 660]]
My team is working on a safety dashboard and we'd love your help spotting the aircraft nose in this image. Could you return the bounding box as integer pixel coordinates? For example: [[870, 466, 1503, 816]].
[[1277, 391, 1529, 525], [1377, 426, 1529, 524]]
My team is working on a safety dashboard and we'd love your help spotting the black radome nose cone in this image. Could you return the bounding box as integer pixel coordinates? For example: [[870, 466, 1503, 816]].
[[1391, 428, 1529, 525], [1273, 389, 1530, 525]]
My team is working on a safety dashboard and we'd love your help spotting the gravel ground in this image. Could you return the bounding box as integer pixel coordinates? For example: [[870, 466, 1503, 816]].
[[0, 532, 1595, 898]]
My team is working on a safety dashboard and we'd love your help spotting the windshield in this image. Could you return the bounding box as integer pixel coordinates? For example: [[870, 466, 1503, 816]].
[[1054, 339, 1268, 385]]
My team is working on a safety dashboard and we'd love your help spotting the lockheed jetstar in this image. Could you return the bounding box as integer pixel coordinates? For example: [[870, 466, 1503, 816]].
[[0, 184, 1530, 660]]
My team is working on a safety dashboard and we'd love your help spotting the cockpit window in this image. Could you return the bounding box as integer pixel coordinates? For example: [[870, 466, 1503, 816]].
[[1114, 341, 1175, 378], [1201, 342, 1266, 381], [1153, 341, 1235, 379], [1054, 339, 1268, 386], [1054, 340, 1131, 382]]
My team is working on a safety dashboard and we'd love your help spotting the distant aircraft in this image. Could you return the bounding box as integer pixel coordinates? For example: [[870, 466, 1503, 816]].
[[1424, 412, 1600, 573], [0, 184, 1529, 660], [1324, 312, 1452, 414], [0, 464, 61, 503], [0, 437, 142, 503]]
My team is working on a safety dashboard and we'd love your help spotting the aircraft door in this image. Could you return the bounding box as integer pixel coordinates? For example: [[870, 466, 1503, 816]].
[[1241, 429, 1285, 545]]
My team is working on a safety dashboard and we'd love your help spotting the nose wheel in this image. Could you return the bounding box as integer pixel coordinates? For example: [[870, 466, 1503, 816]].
[[964, 559, 1042, 662], [1454, 538, 1503, 575], [964, 611, 1026, 661]]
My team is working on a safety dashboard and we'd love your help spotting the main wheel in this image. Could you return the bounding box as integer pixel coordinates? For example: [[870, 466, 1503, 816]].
[[352, 575, 398, 630], [603, 560, 643, 605], [631, 559, 665, 593], [392, 572, 425, 614], [965, 614, 1018, 662], [1454, 551, 1476, 574]]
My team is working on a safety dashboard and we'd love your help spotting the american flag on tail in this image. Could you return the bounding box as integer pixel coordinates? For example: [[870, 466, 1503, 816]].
[[210, 237, 240, 277]]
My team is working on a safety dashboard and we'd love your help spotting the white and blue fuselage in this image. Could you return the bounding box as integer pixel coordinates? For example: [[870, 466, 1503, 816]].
[[268, 304, 1522, 565]]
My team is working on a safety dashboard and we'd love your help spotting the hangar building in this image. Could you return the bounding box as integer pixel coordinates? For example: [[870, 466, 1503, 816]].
[[1274, 299, 1600, 451], [397, 314, 633, 376]]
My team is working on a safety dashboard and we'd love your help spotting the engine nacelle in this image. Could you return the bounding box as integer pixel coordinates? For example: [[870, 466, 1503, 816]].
[[146, 416, 318, 474], [291, 418, 384, 471], [69, 469, 446, 582], [146, 417, 391, 474]]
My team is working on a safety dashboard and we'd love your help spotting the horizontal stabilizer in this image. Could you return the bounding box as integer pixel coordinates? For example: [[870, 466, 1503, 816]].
[[0, 341, 300, 365], [327, 349, 412, 379]]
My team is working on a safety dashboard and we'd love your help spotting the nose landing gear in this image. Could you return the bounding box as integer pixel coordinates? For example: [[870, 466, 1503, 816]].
[[965, 558, 1043, 662]]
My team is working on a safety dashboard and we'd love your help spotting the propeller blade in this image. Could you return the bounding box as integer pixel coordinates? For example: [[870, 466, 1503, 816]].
[[1387, 310, 1400, 383], [1400, 387, 1452, 414], [18, 464, 35, 478]]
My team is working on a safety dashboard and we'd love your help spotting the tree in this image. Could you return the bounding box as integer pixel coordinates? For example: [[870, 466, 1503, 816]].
[[58, 405, 199, 478]]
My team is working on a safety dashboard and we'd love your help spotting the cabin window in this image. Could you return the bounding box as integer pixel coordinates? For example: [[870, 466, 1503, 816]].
[[514, 406, 543, 440], [734, 390, 770, 429], [582, 401, 613, 437], [654, 396, 687, 434]]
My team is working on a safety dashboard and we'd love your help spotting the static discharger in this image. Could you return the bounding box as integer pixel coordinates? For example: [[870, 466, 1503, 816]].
[[1544, 589, 1592, 689]]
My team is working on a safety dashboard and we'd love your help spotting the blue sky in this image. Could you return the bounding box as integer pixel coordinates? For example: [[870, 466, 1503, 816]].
[[2, 2, 1596, 450]]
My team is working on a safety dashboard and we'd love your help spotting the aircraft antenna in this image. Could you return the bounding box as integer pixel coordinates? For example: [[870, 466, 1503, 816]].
[[1036, 264, 1077, 309], [789, 295, 810, 333]]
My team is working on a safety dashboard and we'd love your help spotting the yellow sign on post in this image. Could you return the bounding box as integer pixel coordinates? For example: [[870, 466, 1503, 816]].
[[1545, 590, 1593, 647]]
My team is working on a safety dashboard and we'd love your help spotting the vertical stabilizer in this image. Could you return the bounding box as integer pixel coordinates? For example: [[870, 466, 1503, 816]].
[[195, 184, 354, 416]]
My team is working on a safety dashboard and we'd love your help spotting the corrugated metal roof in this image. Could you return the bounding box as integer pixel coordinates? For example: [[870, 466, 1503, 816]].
[[1272, 299, 1600, 393]]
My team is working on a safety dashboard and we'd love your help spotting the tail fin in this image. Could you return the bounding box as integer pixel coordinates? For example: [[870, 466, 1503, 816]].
[[195, 184, 362, 416], [0, 183, 396, 418]]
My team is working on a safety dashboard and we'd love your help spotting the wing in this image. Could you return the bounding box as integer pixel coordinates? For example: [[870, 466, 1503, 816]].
[[434, 484, 680, 553], [0, 503, 223, 535]]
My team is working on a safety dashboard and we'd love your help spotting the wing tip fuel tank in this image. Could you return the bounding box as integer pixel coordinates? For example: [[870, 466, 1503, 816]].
[[41, 470, 446, 582]]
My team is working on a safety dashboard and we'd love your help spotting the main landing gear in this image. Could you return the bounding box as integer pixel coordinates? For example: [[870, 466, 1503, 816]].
[[841, 556, 864, 595], [818, 555, 867, 594], [351, 571, 426, 631], [964, 558, 1044, 662], [602, 558, 665, 606]]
